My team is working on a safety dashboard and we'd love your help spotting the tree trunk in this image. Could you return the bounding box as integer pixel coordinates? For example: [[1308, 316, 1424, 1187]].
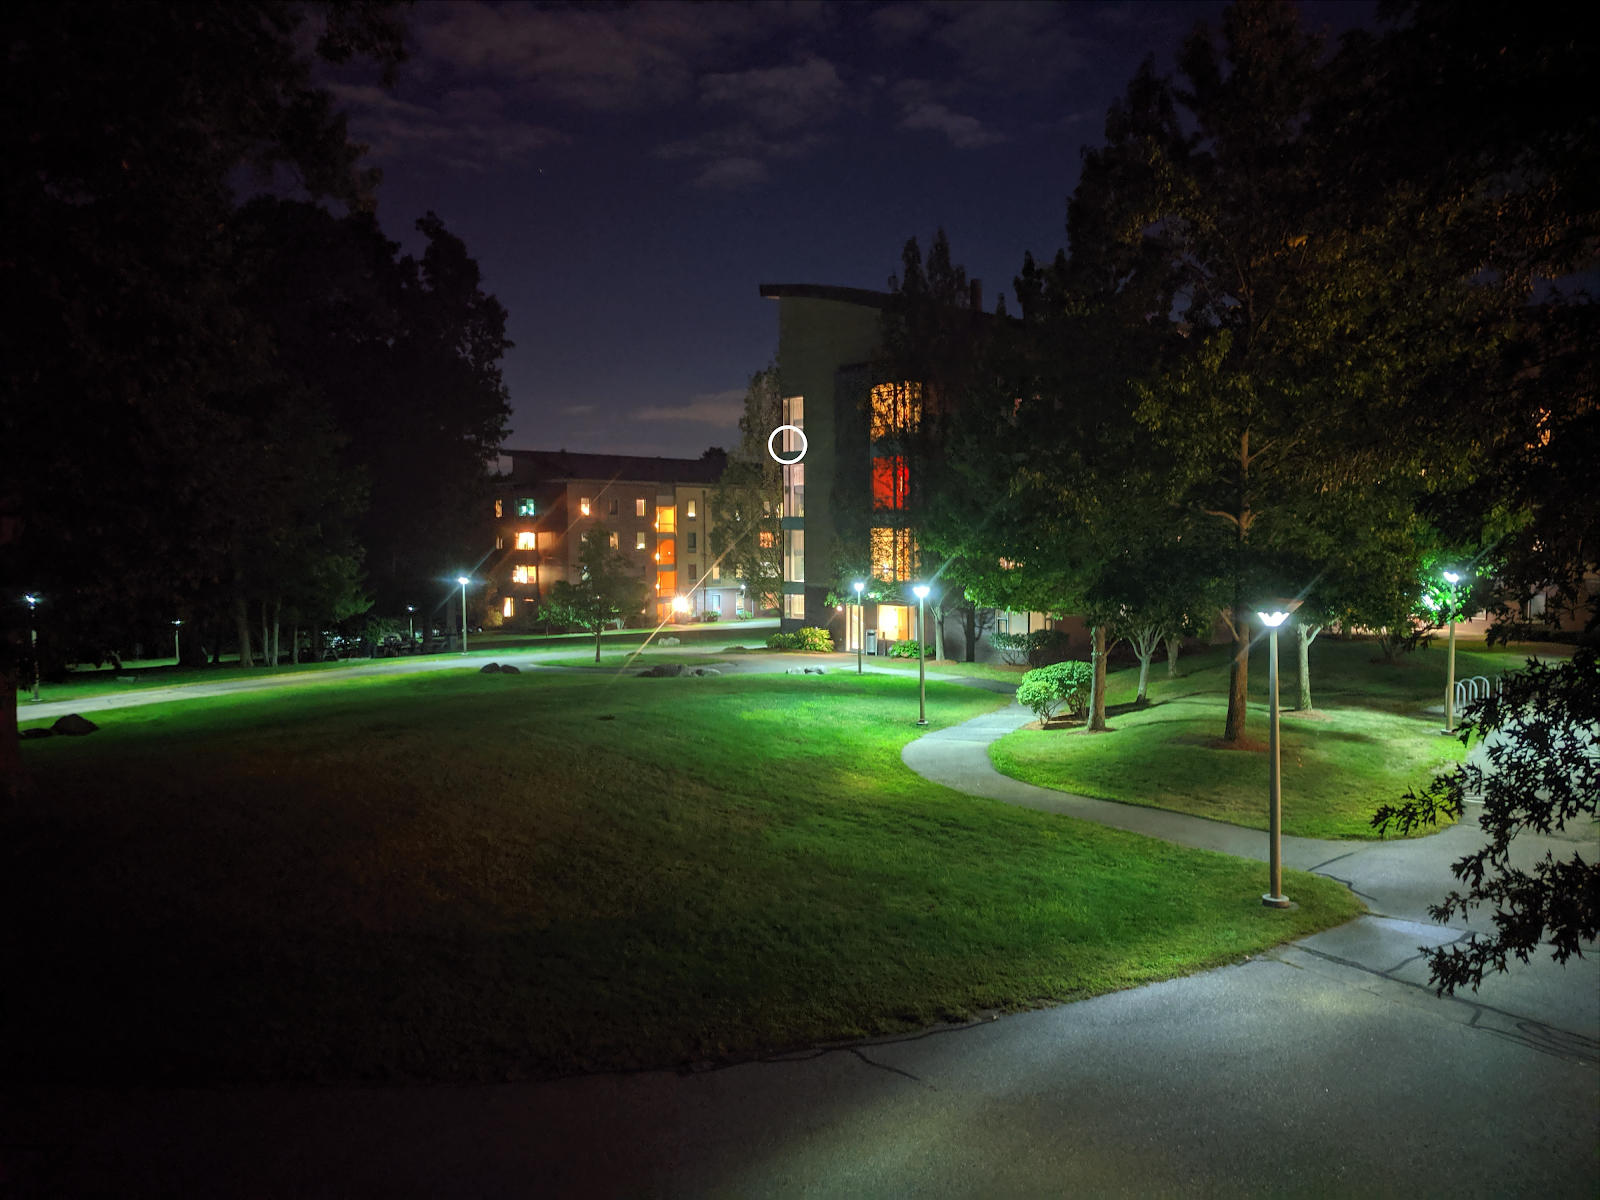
[[271, 597, 281, 667], [1088, 625, 1108, 732], [1166, 634, 1182, 678], [260, 599, 271, 669], [1, 661, 20, 798], [1223, 606, 1249, 743], [933, 605, 945, 661], [1296, 624, 1321, 710], [1136, 652, 1151, 704], [594, 619, 603, 663], [292, 621, 300, 665], [235, 594, 254, 668], [964, 606, 977, 662]]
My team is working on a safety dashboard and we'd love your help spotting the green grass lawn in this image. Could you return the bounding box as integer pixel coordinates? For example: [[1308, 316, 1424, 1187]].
[[4, 669, 1359, 1085], [870, 658, 1031, 684], [987, 637, 1570, 839], [543, 653, 733, 669]]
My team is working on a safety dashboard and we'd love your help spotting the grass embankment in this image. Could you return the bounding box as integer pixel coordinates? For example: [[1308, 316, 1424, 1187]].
[[6, 670, 1358, 1085], [990, 638, 1565, 840]]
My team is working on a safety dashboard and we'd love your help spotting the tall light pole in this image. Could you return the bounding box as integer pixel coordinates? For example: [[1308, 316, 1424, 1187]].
[[1256, 599, 1301, 909], [456, 576, 470, 655], [914, 584, 930, 726], [24, 593, 41, 703], [1442, 570, 1462, 733], [172, 618, 182, 668], [406, 605, 415, 644], [853, 580, 865, 675]]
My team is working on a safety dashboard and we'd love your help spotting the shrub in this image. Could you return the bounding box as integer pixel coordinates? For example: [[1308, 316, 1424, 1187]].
[[766, 627, 835, 652], [699, 611, 720, 623], [991, 628, 1070, 666], [1016, 660, 1094, 724], [887, 639, 925, 658]]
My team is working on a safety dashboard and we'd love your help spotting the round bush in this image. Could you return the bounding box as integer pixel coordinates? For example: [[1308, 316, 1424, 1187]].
[[1017, 660, 1093, 723]]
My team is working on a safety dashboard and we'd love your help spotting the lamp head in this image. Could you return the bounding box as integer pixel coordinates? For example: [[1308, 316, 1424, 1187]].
[[1443, 571, 1461, 584], [853, 580, 864, 593], [172, 619, 182, 627], [913, 585, 930, 599], [24, 593, 38, 608], [456, 576, 470, 586], [672, 596, 689, 613], [1253, 597, 1301, 629]]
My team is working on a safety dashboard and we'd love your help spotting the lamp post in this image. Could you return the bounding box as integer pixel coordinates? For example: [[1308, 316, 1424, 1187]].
[[853, 580, 865, 675], [1442, 570, 1462, 734], [913, 584, 930, 726], [456, 576, 470, 655], [172, 618, 182, 668], [24, 593, 41, 703], [1255, 599, 1301, 908], [406, 605, 415, 644]]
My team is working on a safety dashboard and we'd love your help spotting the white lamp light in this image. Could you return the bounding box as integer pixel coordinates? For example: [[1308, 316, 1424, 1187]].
[[1252, 597, 1300, 909], [1443, 571, 1461, 584]]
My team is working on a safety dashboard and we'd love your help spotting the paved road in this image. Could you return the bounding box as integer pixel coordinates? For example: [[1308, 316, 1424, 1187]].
[[5, 664, 1596, 1197]]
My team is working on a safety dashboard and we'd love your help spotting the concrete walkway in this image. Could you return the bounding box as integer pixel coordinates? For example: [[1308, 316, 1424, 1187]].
[[6, 664, 1597, 1196]]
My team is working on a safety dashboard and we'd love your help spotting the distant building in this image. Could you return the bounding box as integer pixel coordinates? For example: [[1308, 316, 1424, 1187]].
[[488, 449, 750, 627]]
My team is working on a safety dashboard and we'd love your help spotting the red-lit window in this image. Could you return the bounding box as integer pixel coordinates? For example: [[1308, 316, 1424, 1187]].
[[871, 456, 910, 511]]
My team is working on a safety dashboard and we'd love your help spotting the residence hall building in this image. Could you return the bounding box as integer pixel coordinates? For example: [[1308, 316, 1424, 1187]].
[[760, 282, 1070, 656], [488, 449, 746, 627]]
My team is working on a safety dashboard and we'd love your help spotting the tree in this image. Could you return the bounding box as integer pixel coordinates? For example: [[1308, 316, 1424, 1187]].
[[548, 525, 650, 663], [709, 367, 782, 614], [1372, 642, 1598, 994]]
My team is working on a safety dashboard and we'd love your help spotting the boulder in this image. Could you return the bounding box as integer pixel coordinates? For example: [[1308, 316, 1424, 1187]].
[[499, 664, 521, 674], [21, 727, 54, 740], [658, 636, 681, 647], [691, 667, 721, 677], [805, 667, 827, 675], [640, 663, 685, 677], [479, 662, 502, 673], [52, 713, 99, 736]]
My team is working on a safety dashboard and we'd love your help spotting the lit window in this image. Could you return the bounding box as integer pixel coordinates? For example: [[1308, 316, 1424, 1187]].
[[502, 597, 514, 618], [636, 498, 646, 517], [762, 499, 771, 516], [783, 593, 805, 620], [636, 531, 646, 550], [870, 382, 922, 440], [871, 456, 909, 511], [656, 505, 676, 533], [516, 532, 536, 550], [495, 536, 504, 550], [686, 499, 697, 519], [580, 497, 591, 516], [711, 593, 721, 611], [783, 462, 804, 518], [512, 566, 530, 584], [759, 531, 775, 549], [517, 499, 537, 517], [657, 537, 676, 565], [784, 529, 805, 583], [494, 499, 503, 518], [870, 527, 916, 582], [687, 532, 697, 551], [608, 531, 619, 549], [711, 563, 720, 580], [608, 498, 619, 515]]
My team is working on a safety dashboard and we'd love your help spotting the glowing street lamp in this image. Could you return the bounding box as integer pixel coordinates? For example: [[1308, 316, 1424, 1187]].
[[406, 605, 415, 644], [456, 576, 471, 655], [1442, 570, 1464, 734], [172, 618, 182, 668], [1255, 598, 1301, 909], [853, 580, 865, 675], [913, 584, 930, 726], [24, 593, 41, 703]]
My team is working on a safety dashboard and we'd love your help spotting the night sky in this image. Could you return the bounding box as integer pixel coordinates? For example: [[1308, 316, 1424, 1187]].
[[324, 1, 1375, 459]]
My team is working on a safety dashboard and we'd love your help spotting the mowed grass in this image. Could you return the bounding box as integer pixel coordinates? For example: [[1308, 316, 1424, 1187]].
[[988, 637, 1567, 839], [4, 670, 1359, 1085]]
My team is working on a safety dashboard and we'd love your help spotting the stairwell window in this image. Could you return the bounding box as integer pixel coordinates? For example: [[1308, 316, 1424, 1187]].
[[579, 497, 591, 516]]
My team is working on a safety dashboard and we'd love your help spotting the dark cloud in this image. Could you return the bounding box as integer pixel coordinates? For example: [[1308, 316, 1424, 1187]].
[[699, 57, 850, 130], [891, 81, 1006, 150]]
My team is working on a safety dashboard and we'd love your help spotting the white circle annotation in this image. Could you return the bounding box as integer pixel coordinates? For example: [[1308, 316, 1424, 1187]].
[[767, 425, 808, 465]]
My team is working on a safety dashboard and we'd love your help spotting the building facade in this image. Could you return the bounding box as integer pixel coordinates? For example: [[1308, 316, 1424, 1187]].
[[487, 450, 750, 627], [759, 282, 1064, 660]]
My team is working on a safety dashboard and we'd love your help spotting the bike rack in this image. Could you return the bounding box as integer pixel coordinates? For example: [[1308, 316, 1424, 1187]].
[[1454, 675, 1501, 711]]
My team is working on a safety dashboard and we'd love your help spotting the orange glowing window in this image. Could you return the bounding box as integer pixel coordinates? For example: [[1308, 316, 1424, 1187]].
[[657, 538, 676, 565], [870, 381, 922, 440], [502, 597, 514, 618], [656, 505, 676, 533], [579, 497, 591, 517], [870, 527, 916, 582], [871, 456, 909, 510], [494, 499, 503, 518], [515, 531, 536, 550], [512, 566, 531, 584], [759, 531, 775, 549]]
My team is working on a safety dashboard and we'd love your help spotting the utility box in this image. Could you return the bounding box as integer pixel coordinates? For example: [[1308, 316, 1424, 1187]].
[[865, 629, 877, 656]]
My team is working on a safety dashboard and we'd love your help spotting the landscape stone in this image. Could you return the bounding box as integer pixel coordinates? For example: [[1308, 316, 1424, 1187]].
[[499, 664, 521, 674], [692, 667, 721, 677], [658, 637, 680, 646], [52, 713, 99, 736], [479, 663, 501, 673], [805, 667, 826, 675], [641, 663, 684, 677]]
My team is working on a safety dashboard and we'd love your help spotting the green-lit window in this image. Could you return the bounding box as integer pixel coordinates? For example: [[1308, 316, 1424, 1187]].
[[517, 498, 537, 516]]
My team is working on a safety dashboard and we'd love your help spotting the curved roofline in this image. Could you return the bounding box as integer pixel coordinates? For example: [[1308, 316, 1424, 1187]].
[[759, 283, 892, 309]]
